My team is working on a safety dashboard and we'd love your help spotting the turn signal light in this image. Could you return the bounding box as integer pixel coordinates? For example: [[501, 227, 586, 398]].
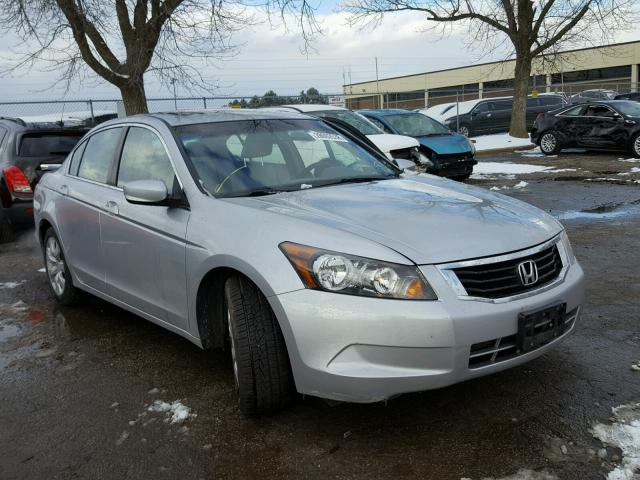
[[3, 166, 32, 193]]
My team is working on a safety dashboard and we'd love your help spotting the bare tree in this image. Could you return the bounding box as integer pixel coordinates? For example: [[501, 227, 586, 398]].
[[0, 0, 319, 115], [346, 0, 635, 137]]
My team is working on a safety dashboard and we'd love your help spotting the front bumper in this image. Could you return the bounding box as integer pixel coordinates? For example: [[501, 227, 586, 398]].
[[428, 158, 477, 178], [271, 260, 584, 403]]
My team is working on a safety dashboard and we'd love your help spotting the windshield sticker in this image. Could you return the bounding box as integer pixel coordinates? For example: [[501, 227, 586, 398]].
[[308, 131, 348, 142]]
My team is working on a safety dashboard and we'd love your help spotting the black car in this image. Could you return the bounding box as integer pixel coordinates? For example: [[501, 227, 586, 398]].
[[442, 94, 566, 136], [614, 92, 640, 102], [530, 101, 640, 156], [0, 118, 86, 241]]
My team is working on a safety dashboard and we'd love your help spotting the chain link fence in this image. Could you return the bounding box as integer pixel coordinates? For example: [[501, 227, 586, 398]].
[[1, 79, 636, 125]]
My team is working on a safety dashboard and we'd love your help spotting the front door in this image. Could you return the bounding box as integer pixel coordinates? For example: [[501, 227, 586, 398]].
[[100, 126, 190, 330]]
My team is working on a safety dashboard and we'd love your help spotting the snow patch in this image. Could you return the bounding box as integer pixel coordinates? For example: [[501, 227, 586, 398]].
[[471, 133, 534, 152], [592, 402, 640, 480], [472, 162, 550, 176], [461, 469, 557, 480], [0, 281, 25, 289], [619, 158, 640, 163], [548, 168, 577, 173], [148, 400, 195, 424], [513, 181, 528, 189], [631, 167, 640, 173], [37, 268, 46, 273]]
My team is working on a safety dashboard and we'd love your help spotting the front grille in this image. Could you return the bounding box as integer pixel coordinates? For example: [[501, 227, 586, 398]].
[[433, 152, 474, 164], [452, 245, 563, 299], [468, 307, 580, 369]]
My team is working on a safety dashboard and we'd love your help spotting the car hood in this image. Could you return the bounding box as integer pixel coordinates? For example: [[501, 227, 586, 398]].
[[243, 175, 562, 264], [416, 133, 472, 155], [366, 133, 419, 154]]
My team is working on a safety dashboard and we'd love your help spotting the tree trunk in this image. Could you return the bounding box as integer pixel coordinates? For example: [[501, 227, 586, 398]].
[[509, 54, 532, 138], [120, 77, 149, 115]]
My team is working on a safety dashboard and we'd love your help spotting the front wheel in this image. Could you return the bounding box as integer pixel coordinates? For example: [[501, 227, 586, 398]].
[[43, 229, 78, 305], [631, 133, 640, 158], [224, 275, 294, 414], [457, 124, 470, 137], [539, 131, 562, 155]]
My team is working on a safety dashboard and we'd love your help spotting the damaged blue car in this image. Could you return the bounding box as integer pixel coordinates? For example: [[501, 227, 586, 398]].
[[359, 109, 477, 180]]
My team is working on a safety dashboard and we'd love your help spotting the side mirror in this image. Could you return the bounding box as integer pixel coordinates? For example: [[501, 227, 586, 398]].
[[123, 180, 168, 205]]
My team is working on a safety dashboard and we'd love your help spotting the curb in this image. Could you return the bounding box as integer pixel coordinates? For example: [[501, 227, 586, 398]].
[[475, 143, 536, 157]]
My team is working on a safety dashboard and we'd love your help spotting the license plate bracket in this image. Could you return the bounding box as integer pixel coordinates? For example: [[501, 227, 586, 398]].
[[517, 303, 567, 354]]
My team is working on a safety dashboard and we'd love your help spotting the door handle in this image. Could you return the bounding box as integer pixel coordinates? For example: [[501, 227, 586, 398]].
[[486, 113, 492, 118], [105, 201, 119, 215], [59, 185, 68, 196]]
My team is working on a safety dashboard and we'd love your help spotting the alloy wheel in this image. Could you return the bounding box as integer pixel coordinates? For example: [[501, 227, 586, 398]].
[[45, 236, 66, 296], [540, 133, 557, 153], [459, 126, 470, 137], [634, 136, 640, 157]]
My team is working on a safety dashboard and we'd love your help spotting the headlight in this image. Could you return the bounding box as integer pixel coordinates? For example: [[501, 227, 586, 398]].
[[279, 242, 437, 300], [468, 140, 476, 154], [560, 231, 577, 265]]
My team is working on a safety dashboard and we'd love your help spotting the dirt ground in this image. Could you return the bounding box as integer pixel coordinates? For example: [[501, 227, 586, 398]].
[[1, 149, 639, 480]]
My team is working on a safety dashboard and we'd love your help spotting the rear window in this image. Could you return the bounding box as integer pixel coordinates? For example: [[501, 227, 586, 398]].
[[19, 132, 84, 157]]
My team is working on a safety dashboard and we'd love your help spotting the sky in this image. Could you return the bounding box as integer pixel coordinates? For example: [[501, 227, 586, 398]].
[[0, 4, 639, 102]]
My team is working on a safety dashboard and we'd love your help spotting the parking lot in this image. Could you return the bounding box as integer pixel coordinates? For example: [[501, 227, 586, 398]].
[[1, 149, 639, 480]]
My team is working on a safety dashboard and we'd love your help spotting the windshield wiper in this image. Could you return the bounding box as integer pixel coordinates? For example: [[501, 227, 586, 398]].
[[218, 188, 289, 198], [311, 176, 395, 188]]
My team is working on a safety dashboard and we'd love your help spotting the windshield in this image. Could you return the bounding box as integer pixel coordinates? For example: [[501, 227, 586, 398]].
[[614, 101, 640, 117], [311, 110, 382, 136], [175, 119, 398, 197], [383, 113, 450, 136]]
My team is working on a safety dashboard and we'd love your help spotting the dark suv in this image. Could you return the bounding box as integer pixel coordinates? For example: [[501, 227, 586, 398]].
[[442, 94, 566, 136], [0, 118, 86, 241]]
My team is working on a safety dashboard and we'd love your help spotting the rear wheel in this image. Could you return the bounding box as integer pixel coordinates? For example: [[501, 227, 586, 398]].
[[224, 275, 294, 414], [539, 131, 562, 155], [631, 133, 640, 158], [44, 229, 78, 305]]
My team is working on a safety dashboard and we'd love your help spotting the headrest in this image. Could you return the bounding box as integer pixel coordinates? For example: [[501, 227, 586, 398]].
[[241, 133, 274, 158]]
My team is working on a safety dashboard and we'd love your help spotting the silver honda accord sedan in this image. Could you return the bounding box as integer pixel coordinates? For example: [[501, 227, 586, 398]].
[[34, 109, 584, 414]]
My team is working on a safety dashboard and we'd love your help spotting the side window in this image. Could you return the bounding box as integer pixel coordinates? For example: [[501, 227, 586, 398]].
[[68, 141, 88, 175], [586, 105, 615, 117], [330, 141, 362, 166], [117, 127, 175, 191], [77, 128, 122, 184], [527, 98, 540, 107], [0, 127, 7, 147], [493, 100, 513, 111], [562, 105, 586, 116], [540, 97, 562, 106], [473, 103, 491, 114], [293, 139, 330, 167]]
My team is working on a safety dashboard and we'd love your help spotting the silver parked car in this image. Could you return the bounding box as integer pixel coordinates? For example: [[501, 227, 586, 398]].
[[34, 110, 584, 414]]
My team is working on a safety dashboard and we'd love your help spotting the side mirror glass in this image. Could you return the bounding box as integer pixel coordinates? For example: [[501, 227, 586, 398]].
[[395, 158, 417, 172], [123, 179, 168, 205]]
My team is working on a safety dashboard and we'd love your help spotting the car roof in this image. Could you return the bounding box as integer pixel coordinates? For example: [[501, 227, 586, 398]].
[[100, 108, 316, 128], [359, 109, 414, 116], [275, 104, 347, 113]]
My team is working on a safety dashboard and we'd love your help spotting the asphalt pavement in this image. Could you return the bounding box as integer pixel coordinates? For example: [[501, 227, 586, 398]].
[[1, 149, 639, 480]]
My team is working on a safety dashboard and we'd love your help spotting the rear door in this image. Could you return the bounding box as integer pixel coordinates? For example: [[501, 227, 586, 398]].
[[491, 100, 513, 133], [99, 126, 190, 330], [56, 127, 124, 292], [16, 131, 85, 184]]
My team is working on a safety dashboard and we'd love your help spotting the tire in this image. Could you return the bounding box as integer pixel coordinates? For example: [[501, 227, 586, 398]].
[[631, 133, 640, 158], [43, 228, 78, 305], [539, 131, 562, 155], [224, 275, 294, 414], [0, 209, 15, 243]]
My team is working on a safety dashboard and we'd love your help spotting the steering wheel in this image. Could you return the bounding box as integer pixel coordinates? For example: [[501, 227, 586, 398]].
[[301, 157, 343, 177]]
